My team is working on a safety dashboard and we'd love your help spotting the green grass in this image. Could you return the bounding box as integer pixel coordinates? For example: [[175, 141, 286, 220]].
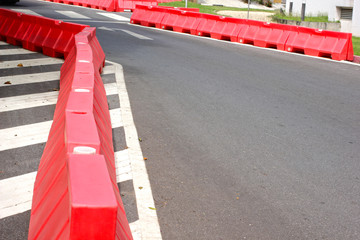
[[271, 13, 335, 23], [158, 1, 274, 15], [353, 37, 360, 56]]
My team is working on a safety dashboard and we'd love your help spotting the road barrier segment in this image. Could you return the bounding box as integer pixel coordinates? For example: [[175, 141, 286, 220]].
[[0, 8, 133, 239], [130, 5, 354, 61], [40, 0, 158, 12]]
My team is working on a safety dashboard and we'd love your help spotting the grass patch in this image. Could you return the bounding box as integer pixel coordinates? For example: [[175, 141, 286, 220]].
[[271, 13, 337, 23], [353, 37, 360, 56], [158, 1, 274, 15]]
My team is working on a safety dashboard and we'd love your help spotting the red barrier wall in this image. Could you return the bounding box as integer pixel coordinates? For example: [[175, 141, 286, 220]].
[[117, 0, 158, 12], [42, 0, 117, 11], [0, 8, 133, 239], [0, 9, 86, 58], [130, 5, 354, 61]]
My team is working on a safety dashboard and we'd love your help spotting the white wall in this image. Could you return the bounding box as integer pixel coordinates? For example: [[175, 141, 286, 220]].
[[285, 0, 359, 36], [352, 0, 360, 36], [286, 0, 330, 17]]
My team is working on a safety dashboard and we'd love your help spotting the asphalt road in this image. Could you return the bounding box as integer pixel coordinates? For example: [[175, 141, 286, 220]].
[[2, 1, 360, 239]]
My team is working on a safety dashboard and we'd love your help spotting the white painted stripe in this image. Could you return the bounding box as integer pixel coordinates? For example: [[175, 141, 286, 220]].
[[96, 12, 130, 22], [109, 60, 162, 239], [121, 30, 153, 40], [0, 172, 37, 219], [55, 11, 90, 19], [129, 220, 142, 240], [115, 150, 133, 183], [0, 48, 38, 56], [0, 121, 53, 151], [0, 41, 8, 45], [10, 9, 42, 16], [0, 58, 64, 69], [102, 65, 115, 75], [104, 82, 118, 96], [0, 71, 60, 87], [110, 108, 123, 129], [0, 91, 59, 113]]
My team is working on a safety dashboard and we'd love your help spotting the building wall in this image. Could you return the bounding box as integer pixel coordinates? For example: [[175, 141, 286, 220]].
[[285, 0, 359, 36]]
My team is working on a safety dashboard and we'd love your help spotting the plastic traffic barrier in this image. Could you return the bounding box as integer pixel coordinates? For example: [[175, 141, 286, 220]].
[[0, 8, 132, 239], [27, 26, 133, 239], [42, 0, 117, 11], [0, 8, 86, 58], [117, 0, 158, 12], [131, 5, 168, 28], [171, 10, 203, 35], [130, 5, 354, 61], [196, 14, 227, 37], [285, 26, 354, 61]]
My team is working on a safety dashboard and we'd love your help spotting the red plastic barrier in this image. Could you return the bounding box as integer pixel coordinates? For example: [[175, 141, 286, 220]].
[[117, 0, 158, 12], [0, 8, 132, 239], [285, 27, 354, 61], [42, 0, 117, 11], [196, 14, 227, 37], [27, 26, 133, 239], [172, 10, 203, 34], [160, 8, 181, 30], [131, 5, 168, 28], [130, 5, 354, 61], [0, 9, 86, 58]]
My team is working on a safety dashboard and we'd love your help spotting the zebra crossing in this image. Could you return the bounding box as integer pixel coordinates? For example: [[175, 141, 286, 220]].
[[0, 42, 140, 239], [10, 8, 131, 22]]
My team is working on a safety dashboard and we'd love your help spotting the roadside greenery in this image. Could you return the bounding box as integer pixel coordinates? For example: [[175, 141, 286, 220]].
[[158, 1, 274, 15], [353, 37, 360, 56]]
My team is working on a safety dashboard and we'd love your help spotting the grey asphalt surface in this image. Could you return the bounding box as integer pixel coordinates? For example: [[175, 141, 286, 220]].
[[2, 0, 360, 239]]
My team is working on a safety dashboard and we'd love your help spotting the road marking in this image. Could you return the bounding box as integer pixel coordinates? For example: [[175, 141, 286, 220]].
[[110, 108, 123, 129], [108, 60, 162, 239], [0, 71, 60, 87], [0, 121, 53, 151], [98, 26, 115, 32], [55, 10, 90, 19], [0, 172, 37, 219], [96, 12, 130, 22], [104, 82, 118, 95], [0, 48, 38, 56], [121, 29, 153, 40], [10, 9, 42, 16], [0, 58, 64, 69], [115, 150, 133, 183], [0, 91, 58, 113]]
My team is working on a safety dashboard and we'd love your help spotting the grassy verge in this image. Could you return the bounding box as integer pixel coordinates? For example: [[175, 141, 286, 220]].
[[158, 1, 274, 15], [271, 13, 336, 23], [353, 37, 360, 56]]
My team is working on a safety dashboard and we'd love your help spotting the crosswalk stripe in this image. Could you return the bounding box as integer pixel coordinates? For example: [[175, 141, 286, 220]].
[[115, 150, 133, 183], [0, 91, 59, 113], [55, 10, 90, 19], [104, 82, 118, 95], [10, 9, 42, 16], [110, 108, 123, 128], [0, 48, 38, 56], [0, 71, 60, 87], [121, 29, 153, 40], [0, 58, 64, 69], [0, 121, 53, 151], [0, 171, 37, 219], [96, 12, 130, 22]]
